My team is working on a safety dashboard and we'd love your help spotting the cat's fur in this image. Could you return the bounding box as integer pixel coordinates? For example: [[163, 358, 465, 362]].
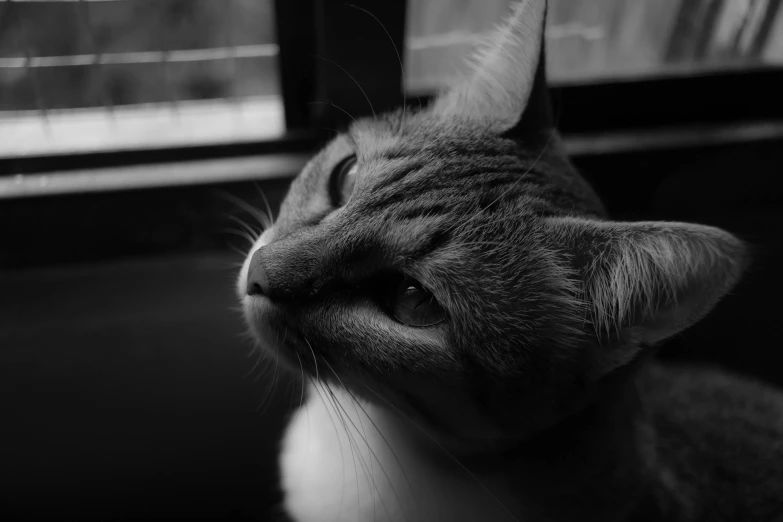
[[238, 1, 783, 520]]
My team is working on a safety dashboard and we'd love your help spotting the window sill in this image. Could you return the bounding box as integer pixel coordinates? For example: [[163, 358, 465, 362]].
[[0, 151, 309, 198], [0, 96, 284, 159], [3, 119, 782, 199]]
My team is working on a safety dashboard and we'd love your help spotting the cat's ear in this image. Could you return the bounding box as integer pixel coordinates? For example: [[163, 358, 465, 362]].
[[431, 0, 549, 133], [547, 217, 749, 370]]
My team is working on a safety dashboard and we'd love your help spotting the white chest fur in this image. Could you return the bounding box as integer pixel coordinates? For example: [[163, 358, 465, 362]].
[[279, 382, 520, 522]]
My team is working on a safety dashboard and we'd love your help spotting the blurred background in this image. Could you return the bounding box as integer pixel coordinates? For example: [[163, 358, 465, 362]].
[[1, 0, 782, 520]]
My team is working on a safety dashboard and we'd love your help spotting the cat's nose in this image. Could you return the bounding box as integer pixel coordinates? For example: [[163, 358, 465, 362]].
[[246, 240, 322, 302], [246, 249, 272, 297]]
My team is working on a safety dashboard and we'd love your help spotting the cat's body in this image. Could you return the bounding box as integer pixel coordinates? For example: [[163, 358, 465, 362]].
[[280, 365, 783, 522], [281, 382, 519, 522], [238, 1, 783, 520]]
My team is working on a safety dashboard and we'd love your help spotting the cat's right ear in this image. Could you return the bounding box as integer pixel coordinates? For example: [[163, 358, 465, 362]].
[[430, 0, 550, 133], [546, 216, 749, 372]]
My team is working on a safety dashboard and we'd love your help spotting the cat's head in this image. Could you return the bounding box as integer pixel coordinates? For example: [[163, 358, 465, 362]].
[[238, 0, 747, 449]]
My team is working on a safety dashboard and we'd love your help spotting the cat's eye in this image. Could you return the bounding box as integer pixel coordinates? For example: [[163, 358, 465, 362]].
[[329, 155, 359, 207], [389, 277, 447, 327]]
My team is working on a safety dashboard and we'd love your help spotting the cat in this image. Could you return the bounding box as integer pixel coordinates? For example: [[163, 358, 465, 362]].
[[237, 1, 783, 521]]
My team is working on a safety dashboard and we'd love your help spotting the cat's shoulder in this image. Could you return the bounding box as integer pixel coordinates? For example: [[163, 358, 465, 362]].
[[640, 363, 783, 521], [643, 362, 783, 422]]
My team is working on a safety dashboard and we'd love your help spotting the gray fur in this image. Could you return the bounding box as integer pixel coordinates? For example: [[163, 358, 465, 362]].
[[241, 1, 783, 520]]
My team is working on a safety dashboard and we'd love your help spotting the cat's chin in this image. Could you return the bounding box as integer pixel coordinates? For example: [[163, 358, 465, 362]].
[[331, 370, 513, 456], [242, 294, 304, 374], [242, 293, 344, 379], [243, 297, 514, 456]]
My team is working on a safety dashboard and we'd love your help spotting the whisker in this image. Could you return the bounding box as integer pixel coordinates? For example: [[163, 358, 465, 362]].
[[310, 100, 358, 125], [351, 390, 417, 509], [244, 347, 266, 379], [226, 241, 249, 258], [252, 182, 276, 225], [321, 359, 417, 511], [310, 380, 356, 521], [348, 4, 408, 132], [226, 214, 260, 241], [302, 377, 313, 485], [323, 381, 395, 521], [216, 190, 272, 229], [312, 54, 376, 118], [322, 363, 378, 505], [238, 326, 257, 341], [295, 352, 306, 409], [219, 227, 256, 247], [284, 371, 298, 414], [358, 380, 521, 522], [322, 383, 369, 521], [242, 338, 258, 358], [323, 363, 373, 479], [303, 339, 358, 518], [255, 344, 281, 415], [304, 338, 321, 383]]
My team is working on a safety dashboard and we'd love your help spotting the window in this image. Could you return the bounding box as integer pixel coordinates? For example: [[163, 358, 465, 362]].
[[405, 0, 783, 93], [2, 0, 781, 164], [0, 2, 780, 190], [0, 0, 283, 158], [1, 0, 782, 267]]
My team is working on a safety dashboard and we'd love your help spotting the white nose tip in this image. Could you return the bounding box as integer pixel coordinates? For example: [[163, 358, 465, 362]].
[[236, 228, 276, 298]]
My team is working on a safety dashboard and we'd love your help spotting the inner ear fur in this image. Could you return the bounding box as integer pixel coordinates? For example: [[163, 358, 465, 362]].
[[430, 0, 548, 133], [545, 216, 748, 359]]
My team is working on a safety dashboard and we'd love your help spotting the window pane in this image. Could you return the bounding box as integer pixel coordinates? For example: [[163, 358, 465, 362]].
[[404, 0, 783, 93], [0, 0, 283, 157], [0, 56, 279, 111]]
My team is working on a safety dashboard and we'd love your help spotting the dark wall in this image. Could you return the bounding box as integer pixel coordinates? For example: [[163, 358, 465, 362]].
[[1, 254, 295, 521]]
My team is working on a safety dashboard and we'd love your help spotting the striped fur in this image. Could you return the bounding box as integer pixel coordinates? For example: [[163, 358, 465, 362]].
[[238, 1, 783, 520]]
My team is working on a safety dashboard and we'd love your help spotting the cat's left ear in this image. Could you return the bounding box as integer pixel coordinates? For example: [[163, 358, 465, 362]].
[[431, 0, 550, 133]]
